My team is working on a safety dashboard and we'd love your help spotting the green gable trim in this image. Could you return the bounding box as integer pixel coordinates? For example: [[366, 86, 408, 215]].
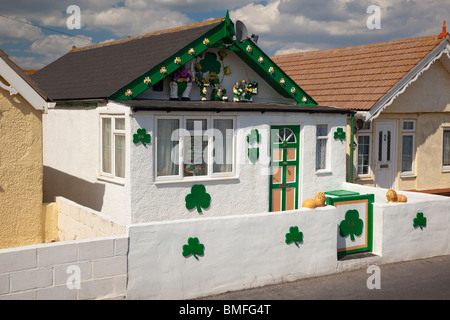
[[231, 38, 317, 106], [108, 11, 316, 106]]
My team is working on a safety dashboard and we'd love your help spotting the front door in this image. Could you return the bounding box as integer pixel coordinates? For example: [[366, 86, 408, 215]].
[[270, 125, 300, 212], [374, 120, 397, 189]]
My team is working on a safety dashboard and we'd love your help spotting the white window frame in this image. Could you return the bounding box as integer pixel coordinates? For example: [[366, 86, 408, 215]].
[[99, 114, 126, 183], [356, 133, 372, 178], [155, 115, 236, 183], [401, 119, 416, 177], [443, 127, 450, 172], [315, 123, 330, 173]]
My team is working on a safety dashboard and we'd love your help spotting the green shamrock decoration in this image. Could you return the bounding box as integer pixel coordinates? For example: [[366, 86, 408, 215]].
[[413, 212, 427, 230], [248, 148, 259, 164], [339, 209, 364, 241], [247, 129, 261, 145], [199, 52, 221, 75], [133, 128, 151, 146], [285, 226, 303, 247], [182, 237, 205, 260], [185, 184, 211, 213], [334, 127, 346, 141]]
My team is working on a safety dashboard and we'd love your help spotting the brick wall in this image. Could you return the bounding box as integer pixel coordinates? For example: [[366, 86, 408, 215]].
[[0, 236, 128, 300]]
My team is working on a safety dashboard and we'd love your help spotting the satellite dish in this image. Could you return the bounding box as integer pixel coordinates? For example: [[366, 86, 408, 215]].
[[235, 20, 248, 42]]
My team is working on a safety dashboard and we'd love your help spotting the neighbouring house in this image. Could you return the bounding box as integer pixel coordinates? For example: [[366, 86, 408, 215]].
[[31, 13, 353, 225], [272, 22, 450, 195], [0, 49, 56, 249]]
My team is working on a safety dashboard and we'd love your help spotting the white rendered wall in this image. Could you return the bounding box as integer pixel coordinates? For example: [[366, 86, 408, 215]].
[[129, 109, 348, 223], [126, 206, 337, 300], [43, 104, 132, 224]]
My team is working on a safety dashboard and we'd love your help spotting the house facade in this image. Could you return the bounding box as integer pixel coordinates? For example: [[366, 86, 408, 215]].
[[32, 14, 352, 225], [273, 25, 450, 195], [0, 50, 55, 249]]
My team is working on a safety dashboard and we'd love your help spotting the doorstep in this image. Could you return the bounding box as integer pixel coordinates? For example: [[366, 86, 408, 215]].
[[335, 252, 382, 273]]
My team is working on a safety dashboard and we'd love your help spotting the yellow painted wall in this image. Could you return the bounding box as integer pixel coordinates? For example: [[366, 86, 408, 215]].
[[0, 76, 45, 249]]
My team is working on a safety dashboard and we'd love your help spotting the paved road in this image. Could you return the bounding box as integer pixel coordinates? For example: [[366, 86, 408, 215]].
[[201, 255, 450, 300]]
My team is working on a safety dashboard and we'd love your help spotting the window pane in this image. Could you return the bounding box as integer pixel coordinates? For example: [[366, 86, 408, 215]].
[[184, 119, 208, 176], [317, 124, 328, 137], [378, 131, 383, 162], [157, 119, 180, 176], [387, 131, 391, 161], [401, 135, 413, 172], [316, 139, 327, 170], [102, 118, 112, 174], [403, 121, 414, 131], [115, 118, 125, 130], [443, 131, 450, 166], [213, 119, 233, 173], [357, 135, 370, 175], [115, 134, 125, 178]]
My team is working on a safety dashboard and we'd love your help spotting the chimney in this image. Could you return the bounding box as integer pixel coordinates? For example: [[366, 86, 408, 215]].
[[438, 20, 449, 39]]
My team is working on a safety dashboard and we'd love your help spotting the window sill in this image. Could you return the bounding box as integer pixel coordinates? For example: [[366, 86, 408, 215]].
[[155, 175, 239, 185], [315, 170, 332, 176], [400, 173, 416, 179], [355, 176, 373, 181], [442, 168, 450, 173], [97, 175, 126, 186]]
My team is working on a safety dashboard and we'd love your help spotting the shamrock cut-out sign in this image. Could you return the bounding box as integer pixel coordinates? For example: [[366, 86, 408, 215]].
[[334, 127, 346, 141], [246, 129, 261, 145], [413, 212, 427, 230], [285, 226, 303, 247], [339, 209, 364, 241], [182, 237, 205, 260], [185, 184, 211, 213], [133, 128, 151, 146], [248, 148, 259, 164]]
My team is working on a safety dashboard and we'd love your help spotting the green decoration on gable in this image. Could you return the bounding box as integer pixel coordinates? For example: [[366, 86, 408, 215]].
[[182, 237, 205, 260], [339, 209, 364, 241], [185, 184, 211, 213], [285, 226, 303, 247], [334, 127, 346, 141], [413, 212, 427, 230], [133, 128, 151, 146], [199, 52, 221, 75]]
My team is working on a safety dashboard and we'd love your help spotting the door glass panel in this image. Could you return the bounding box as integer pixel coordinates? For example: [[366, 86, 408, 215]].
[[387, 131, 391, 161], [287, 148, 296, 161], [273, 149, 283, 162], [272, 189, 282, 212], [378, 131, 383, 162], [286, 166, 296, 183], [286, 188, 295, 211], [272, 167, 282, 184]]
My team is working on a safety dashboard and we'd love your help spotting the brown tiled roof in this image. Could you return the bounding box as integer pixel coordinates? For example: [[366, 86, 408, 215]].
[[272, 35, 446, 111], [30, 18, 223, 101]]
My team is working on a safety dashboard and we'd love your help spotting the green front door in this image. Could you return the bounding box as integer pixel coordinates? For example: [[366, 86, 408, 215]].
[[270, 125, 300, 212]]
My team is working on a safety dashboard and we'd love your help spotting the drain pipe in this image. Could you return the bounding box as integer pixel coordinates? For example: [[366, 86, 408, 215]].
[[349, 112, 355, 183]]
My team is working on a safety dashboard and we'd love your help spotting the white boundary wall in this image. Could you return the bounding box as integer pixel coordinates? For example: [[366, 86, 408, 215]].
[[0, 236, 128, 300]]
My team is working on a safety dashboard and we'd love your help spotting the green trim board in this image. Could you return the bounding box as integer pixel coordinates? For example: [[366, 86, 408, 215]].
[[269, 125, 300, 212], [108, 11, 317, 106], [326, 194, 374, 255], [325, 190, 360, 197]]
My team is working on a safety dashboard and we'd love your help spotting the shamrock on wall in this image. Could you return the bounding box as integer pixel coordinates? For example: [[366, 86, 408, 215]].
[[182, 237, 205, 260], [185, 184, 211, 213], [247, 128, 261, 164], [133, 128, 151, 146], [413, 212, 427, 230], [334, 127, 346, 142], [285, 226, 303, 247], [339, 209, 364, 241]]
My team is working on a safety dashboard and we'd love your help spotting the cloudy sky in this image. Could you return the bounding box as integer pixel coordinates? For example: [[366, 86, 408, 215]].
[[0, 0, 448, 69]]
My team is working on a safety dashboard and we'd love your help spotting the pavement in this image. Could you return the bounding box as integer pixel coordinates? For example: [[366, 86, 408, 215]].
[[200, 254, 450, 300]]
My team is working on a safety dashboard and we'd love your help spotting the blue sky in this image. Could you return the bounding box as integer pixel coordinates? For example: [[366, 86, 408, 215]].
[[0, 0, 448, 69]]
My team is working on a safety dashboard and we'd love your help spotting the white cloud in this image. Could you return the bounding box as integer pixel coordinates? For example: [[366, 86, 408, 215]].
[[274, 46, 320, 56], [0, 16, 43, 44]]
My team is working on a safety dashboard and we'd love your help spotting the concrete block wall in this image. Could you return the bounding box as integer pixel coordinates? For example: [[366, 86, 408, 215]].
[[56, 197, 126, 241], [0, 236, 128, 300]]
